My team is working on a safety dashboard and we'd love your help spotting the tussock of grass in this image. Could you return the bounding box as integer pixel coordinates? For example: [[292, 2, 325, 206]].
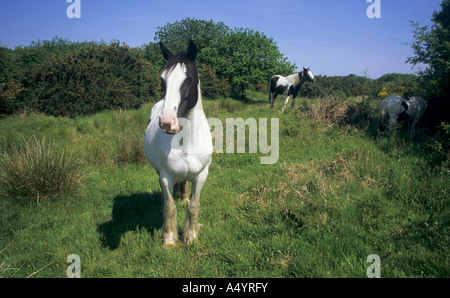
[[300, 96, 374, 128], [0, 136, 86, 203]]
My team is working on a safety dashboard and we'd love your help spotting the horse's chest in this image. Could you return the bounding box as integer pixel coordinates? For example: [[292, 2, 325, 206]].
[[144, 114, 212, 181], [167, 151, 210, 179]]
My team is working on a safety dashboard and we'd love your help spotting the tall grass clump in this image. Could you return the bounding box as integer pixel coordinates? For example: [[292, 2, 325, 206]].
[[300, 96, 374, 129], [0, 136, 86, 203]]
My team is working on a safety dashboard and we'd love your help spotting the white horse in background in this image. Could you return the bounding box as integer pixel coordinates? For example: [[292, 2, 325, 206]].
[[378, 95, 427, 135], [143, 40, 212, 247], [269, 67, 315, 111]]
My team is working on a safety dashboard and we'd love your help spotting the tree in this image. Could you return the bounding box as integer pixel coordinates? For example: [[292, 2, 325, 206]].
[[220, 28, 295, 98], [154, 18, 230, 54], [407, 0, 450, 128], [149, 18, 295, 99]]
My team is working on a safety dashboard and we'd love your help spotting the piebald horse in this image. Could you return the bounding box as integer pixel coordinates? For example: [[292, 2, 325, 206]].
[[378, 95, 427, 135], [269, 67, 315, 111], [143, 41, 212, 247]]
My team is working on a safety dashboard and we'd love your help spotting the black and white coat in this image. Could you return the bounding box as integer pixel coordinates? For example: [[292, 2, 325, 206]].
[[269, 68, 315, 111], [143, 41, 212, 247]]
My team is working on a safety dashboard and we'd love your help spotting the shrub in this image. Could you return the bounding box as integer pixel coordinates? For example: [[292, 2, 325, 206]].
[[17, 42, 160, 117], [0, 136, 86, 203], [0, 80, 24, 116]]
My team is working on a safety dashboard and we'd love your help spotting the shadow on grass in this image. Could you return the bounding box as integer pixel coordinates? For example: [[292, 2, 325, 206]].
[[97, 192, 162, 250]]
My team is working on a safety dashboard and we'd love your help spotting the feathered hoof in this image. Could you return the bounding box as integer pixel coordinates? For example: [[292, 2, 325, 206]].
[[162, 232, 177, 248], [183, 230, 198, 245], [183, 223, 202, 245]]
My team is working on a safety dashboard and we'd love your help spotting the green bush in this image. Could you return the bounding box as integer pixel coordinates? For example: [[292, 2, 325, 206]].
[[16, 42, 160, 117]]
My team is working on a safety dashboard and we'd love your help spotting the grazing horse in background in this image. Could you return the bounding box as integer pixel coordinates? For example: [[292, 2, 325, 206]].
[[378, 95, 410, 133], [378, 95, 427, 135], [143, 40, 212, 247], [269, 67, 315, 111], [406, 96, 427, 135]]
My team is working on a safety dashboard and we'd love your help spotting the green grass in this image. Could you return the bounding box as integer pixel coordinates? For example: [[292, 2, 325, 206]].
[[0, 95, 449, 278]]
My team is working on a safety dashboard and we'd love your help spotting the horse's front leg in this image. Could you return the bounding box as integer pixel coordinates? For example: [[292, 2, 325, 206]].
[[291, 96, 297, 109], [160, 176, 177, 247], [183, 167, 209, 245]]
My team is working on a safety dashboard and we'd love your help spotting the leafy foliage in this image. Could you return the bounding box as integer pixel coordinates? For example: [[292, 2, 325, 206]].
[[1, 39, 160, 117], [220, 28, 295, 98], [407, 0, 450, 129], [299, 73, 421, 100], [148, 18, 296, 99], [20, 42, 159, 117]]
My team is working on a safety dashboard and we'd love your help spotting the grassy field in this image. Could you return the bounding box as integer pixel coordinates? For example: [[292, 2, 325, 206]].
[[0, 92, 449, 278]]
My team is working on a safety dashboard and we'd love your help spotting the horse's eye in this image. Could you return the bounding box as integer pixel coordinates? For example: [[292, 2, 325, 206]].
[[186, 77, 192, 83]]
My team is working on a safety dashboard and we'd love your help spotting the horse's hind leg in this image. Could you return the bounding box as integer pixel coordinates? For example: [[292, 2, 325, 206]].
[[174, 182, 181, 199], [183, 167, 209, 245], [179, 181, 190, 204], [269, 92, 275, 109], [409, 117, 420, 137], [160, 176, 177, 247], [281, 95, 290, 111], [174, 181, 189, 203]]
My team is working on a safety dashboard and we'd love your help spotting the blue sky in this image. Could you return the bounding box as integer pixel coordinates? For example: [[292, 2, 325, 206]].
[[0, 0, 443, 78]]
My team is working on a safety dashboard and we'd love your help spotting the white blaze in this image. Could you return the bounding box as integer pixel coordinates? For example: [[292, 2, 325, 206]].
[[160, 63, 187, 132]]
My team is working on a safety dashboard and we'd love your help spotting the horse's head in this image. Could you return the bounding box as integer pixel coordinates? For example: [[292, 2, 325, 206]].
[[159, 40, 199, 134], [302, 67, 315, 83]]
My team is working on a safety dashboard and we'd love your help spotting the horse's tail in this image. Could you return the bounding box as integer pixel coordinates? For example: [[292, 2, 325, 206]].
[[269, 77, 277, 94], [269, 77, 276, 103]]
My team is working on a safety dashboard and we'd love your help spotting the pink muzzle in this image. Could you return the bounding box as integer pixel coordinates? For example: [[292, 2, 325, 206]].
[[159, 110, 179, 134]]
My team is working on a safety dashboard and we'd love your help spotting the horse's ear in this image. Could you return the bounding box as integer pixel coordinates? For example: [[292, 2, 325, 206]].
[[187, 40, 197, 61], [160, 42, 173, 61]]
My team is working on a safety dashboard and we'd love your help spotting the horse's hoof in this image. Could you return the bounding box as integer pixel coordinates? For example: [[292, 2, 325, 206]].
[[163, 232, 177, 247], [163, 239, 176, 248], [183, 230, 198, 245]]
